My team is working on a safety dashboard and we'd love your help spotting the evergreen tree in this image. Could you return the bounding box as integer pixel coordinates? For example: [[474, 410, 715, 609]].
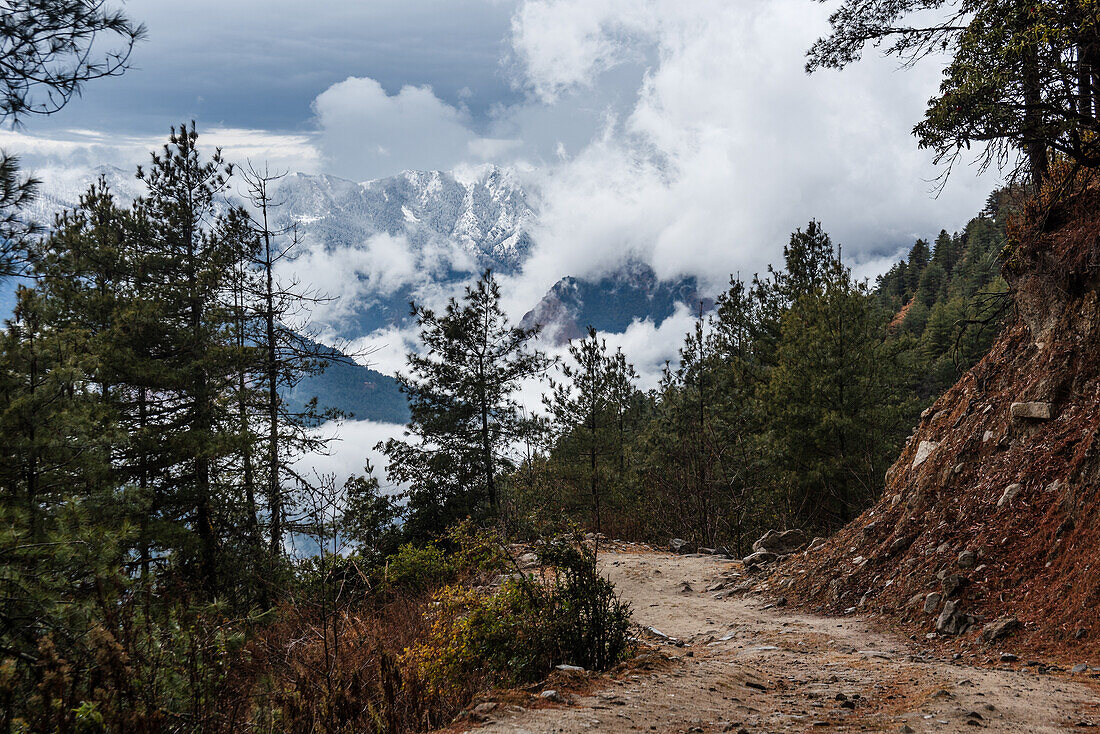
[[543, 327, 636, 534], [764, 241, 911, 529], [128, 123, 256, 594], [380, 270, 549, 539]]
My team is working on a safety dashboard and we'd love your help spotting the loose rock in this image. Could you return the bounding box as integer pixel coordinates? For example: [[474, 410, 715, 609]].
[[743, 550, 778, 568], [937, 600, 975, 635], [980, 617, 1019, 643], [997, 483, 1022, 508]]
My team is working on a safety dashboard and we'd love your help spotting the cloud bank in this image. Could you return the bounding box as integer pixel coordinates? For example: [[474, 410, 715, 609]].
[[499, 0, 998, 306]]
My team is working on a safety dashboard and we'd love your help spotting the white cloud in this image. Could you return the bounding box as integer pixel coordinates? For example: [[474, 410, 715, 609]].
[[509, 0, 661, 103], [467, 137, 523, 159], [312, 76, 478, 181], [294, 419, 407, 495], [503, 0, 999, 305], [346, 325, 417, 378], [0, 127, 321, 174], [276, 232, 420, 328]]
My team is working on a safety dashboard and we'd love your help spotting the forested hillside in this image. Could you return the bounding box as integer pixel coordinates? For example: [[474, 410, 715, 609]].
[[876, 192, 1011, 399]]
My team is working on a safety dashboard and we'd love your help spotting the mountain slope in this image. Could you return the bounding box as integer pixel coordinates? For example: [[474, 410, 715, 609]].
[[521, 261, 705, 344]]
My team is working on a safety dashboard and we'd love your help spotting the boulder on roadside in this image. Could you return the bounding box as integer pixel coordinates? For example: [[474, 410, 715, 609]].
[[752, 529, 809, 556], [980, 616, 1019, 644], [936, 600, 977, 635], [670, 538, 690, 554], [743, 550, 778, 568]]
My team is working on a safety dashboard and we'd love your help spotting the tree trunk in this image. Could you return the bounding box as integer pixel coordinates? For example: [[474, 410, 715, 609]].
[[1022, 44, 1049, 186]]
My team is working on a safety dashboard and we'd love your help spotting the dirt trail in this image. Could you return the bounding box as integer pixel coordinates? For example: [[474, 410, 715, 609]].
[[470, 549, 1100, 733]]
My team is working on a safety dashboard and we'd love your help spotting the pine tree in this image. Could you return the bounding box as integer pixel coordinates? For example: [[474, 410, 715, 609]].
[[380, 270, 549, 539], [764, 242, 910, 529], [127, 123, 257, 594], [544, 327, 622, 534]]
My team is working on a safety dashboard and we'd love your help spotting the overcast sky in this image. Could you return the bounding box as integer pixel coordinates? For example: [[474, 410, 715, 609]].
[[6, 0, 1001, 306]]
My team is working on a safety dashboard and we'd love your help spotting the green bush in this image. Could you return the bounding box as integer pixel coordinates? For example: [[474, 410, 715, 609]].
[[405, 536, 633, 695], [535, 540, 634, 671], [385, 543, 452, 591]]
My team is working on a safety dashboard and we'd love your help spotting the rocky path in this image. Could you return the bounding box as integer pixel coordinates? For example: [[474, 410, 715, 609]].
[[468, 549, 1100, 733]]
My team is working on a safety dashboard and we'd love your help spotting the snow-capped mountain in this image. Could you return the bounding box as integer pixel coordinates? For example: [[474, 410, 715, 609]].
[[521, 261, 707, 345], [274, 167, 533, 269], [21, 163, 705, 417], [27, 163, 533, 267], [26, 164, 536, 339]]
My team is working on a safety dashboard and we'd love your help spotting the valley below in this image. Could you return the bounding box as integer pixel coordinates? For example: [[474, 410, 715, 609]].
[[466, 549, 1100, 734]]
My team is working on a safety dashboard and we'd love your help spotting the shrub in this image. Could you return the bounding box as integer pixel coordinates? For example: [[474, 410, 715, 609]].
[[384, 543, 452, 592], [404, 536, 633, 696]]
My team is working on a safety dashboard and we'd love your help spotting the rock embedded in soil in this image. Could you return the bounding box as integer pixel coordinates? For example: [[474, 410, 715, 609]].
[[958, 550, 978, 569], [1010, 401, 1054, 420], [980, 616, 1019, 643], [888, 535, 914, 556], [670, 538, 690, 554], [941, 573, 965, 598], [924, 592, 944, 614], [912, 440, 939, 468], [997, 483, 1023, 508]]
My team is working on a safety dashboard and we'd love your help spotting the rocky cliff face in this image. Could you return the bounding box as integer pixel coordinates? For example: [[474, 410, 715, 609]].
[[784, 178, 1100, 660]]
